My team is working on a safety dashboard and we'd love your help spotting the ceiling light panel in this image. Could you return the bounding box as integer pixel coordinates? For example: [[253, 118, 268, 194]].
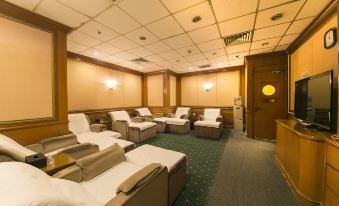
[[68, 31, 101, 47], [255, 0, 304, 29], [96, 6, 141, 34], [108, 36, 139, 50], [218, 13, 256, 37], [57, 0, 112, 17], [36, 0, 89, 28], [5, 0, 40, 11], [124, 27, 159, 45], [212, 0, 258, 22], [78, 21, 119, 41], [119, 0, 169, 24], [296, 0, 331, 20], [146, 16, 184, 39], [188, 24, 220, 43], [163, 34, 194, 49], [286, 17, 314, 35], [93, 43, 122, 55], [252, 22, 290, 41], [174, 2, 216, 31]]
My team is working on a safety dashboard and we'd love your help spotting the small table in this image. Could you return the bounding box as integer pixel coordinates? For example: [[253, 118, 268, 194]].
[[189, 114, 198, 130], [40, 153, 76, 176]]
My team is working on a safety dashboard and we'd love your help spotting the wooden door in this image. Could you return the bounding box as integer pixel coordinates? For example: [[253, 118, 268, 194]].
[[253, 66, 287, 139]]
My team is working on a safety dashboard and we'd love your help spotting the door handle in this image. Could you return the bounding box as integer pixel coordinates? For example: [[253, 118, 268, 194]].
[[255, 107, 261, 112]]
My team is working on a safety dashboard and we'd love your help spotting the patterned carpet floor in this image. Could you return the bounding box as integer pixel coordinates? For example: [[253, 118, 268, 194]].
[[138, 129, 229, 206]]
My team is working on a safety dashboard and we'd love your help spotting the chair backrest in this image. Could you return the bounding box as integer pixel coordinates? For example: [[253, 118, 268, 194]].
[[136, 108, 152, 116], [175, 107, 190, 118], [0, 134, 36, 162], [109, 111, 132, 123], [204, 108, 221, 121], [68, 113, 91, 135]]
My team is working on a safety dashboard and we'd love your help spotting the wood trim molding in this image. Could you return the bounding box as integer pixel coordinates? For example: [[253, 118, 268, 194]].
[[144, 69, 179, 77], [67, 52, 143, 76], [69, 106, 142, 115], [287, 0, 337, 54], [163, 72, 170, 107], [180, 65, 244, 77]]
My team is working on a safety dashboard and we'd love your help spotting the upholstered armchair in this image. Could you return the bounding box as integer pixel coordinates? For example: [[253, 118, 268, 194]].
[[194, 108, 223, 139]]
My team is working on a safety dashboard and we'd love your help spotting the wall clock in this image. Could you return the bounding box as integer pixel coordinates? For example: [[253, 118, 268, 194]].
[[324, 28, 337, 49]]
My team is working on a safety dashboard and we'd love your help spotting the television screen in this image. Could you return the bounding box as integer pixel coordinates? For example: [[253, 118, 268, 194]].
[[294, 78, 308, 120]]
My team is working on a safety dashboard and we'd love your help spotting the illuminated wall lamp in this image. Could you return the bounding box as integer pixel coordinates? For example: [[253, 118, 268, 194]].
[[105, 80, 117, 89], [202, 83, 213, 91]]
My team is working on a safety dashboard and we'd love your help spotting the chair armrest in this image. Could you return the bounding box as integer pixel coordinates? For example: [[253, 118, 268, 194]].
[[39, 134, 78, 154], [53, 164, 83, 183], [60, 143, 99, 160], [216, 116, 223, 122], [180, 114, 189, 119], [131, 117, 144, 123], [25, 143, 44, 153], [143, 115, 154, 122], [112, 121, 129, 140], [197, 115, 204, 121], [167, 113, 174, 118], [89, 124, 106, 132]]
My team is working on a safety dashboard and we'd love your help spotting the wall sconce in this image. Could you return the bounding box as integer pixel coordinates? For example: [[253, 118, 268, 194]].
[[105, 80, 117, 89], [202, 83, 213, 91]]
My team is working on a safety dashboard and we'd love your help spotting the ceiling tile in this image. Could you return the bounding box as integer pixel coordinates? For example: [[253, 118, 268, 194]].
[[36, 0, 89, 28], [174, 2, 215, 31], [158, 50, 181, 60], [251, 37, 280, 50], [228, 51, 249, 60], [255, 1, 304, 29], [119, 0, 169, 24], [101, 55, 125, 64], [253, 22, 290, 41], [156, 60, 172, 67], [125, 27, 159, 45], [229, 59, 244, 66], [78, 21, 119, 41], [96, 6, 141, 34], [212, 0, 258, 22], [204, 48, 226, 59], [94, 43, 122, 55], [211, 61, 229, 68], [108, 36, 139, 50], [81, 48, 109, 59], [57, 0, 112, 17], [286, 17, 314, 35], [208, 55, 228, 63], [185, 53, 206, 61], [163, 34, 194, 49], [226, 43, 251, 54], [114, 51, 138, 61], [129, 47, 153, 57], [250, 47, 275, 55], [146, 16, 184, 39], [144, 41, 172, 53], [169, 57, 190, 65], [68, 31, 102, 47], [279, 33, 299, 45], [193, 59, 210, 66], [144, 54, 165, 62], [259, 0, 300, 10], [218, 14, 255, 37], [160, 0, 205, 13], [188, 24, 220, 43], [67, 40, 88, 53], [275, 44, 289, 51], [5, 0, 40, 11], [177, 45, 201, 56], [197, 38, 224, 51], [297, 0, 331, 20], [118, 61, 139, 68]]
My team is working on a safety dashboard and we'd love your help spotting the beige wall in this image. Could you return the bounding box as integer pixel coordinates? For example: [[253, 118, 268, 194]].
[[181, 70, 240, 106], [290, 14, 338, 110], [170, 75, 177, 106], [147, 74, 164, 106], [0, 16, 53, 122], [67, 59, 142, 111]]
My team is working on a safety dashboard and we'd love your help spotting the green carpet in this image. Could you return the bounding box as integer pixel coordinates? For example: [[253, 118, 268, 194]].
[[138, 129, 229, 206]]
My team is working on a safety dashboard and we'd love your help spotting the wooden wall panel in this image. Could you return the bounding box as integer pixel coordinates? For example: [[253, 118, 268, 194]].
[[147, 74, 164, 107], [170, 75, 177, 106]]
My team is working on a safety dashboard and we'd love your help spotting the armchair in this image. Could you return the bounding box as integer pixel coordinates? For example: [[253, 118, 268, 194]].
[[194, 108, 223, 139]]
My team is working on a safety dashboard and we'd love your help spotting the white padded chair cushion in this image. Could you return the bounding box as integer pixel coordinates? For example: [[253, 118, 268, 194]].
[[194, 120, 221, 128], [166, 118, 188, 126], [77, 135, 135, 151], [129, 122, 157, 131], [82, 162, 143, 204], [153, 117, 168, 122], [126, 145, 185, 172], [109, 111, 132, 123], [0, 134, 36, 162], [0, 162, 102, 206], [204, 109, 221, 121], [68, 113, 91, 135], [175, 107, 190, 118], [136, 108, 152, 116]]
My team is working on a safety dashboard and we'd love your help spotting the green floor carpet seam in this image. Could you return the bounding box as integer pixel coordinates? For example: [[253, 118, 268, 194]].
[[137, 129, 229, 206]]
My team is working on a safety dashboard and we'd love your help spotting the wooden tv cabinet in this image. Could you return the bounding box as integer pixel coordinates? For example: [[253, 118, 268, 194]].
[[276, 119, 330, 205]]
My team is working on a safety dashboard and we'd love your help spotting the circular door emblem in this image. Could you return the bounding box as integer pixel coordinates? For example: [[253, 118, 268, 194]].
[[262, 85, 276, 96]]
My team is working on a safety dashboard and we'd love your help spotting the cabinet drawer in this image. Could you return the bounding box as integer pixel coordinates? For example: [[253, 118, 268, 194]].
[[324, 186, 339, 206], [326, 165, 339, 197], [327, 144, 339, 170]]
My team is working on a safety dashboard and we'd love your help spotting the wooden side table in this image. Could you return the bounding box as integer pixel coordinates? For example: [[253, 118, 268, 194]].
[[40, 153, 76, 176], [189, 114, 198, 130]]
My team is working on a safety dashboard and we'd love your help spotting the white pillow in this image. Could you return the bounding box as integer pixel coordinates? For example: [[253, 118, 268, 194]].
[[0, 162, 103, 206], [68, 113, 91, 135], [136, 108, 152, 116], [0, 134, 36, 162]]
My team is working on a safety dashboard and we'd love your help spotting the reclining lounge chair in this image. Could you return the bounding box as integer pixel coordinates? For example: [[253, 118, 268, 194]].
[[194, 108, 223, 139], [69, 113, 136, 152], [135, 108, 166, 132], [0, 144, 168, 206], [108, 111, 157, 143], [154, 107, 191, 134]]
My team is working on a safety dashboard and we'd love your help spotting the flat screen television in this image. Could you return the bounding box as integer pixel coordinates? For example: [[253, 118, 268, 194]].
[[294, 70, 334, 130]]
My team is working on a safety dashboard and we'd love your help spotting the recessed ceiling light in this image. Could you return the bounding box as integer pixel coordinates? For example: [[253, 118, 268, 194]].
[[97, 30, 101, 35], [218, 62, 223, 66], [139, 36, 146, 41], [192, 16, 202, 23], [188, 67, 193, 70], [212, 52, 217, 55], [261, 42, 269, 46], [176, 59, 181, 63], [139, 66, 143, 69], [236, 55, 239, 58], [187, 50, 192, 54], [75, 58, 81, 61], [94, 52, 98, 56], [271, 13, 283, 21]]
